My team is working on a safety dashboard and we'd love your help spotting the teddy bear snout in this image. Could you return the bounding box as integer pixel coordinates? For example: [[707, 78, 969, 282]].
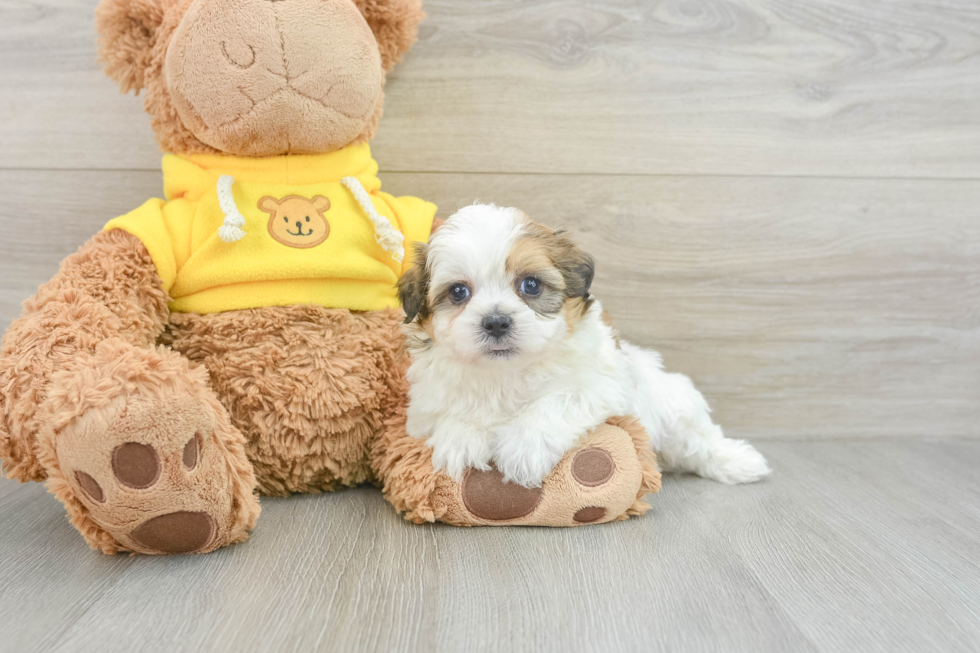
[[165, 0, 384, 156]]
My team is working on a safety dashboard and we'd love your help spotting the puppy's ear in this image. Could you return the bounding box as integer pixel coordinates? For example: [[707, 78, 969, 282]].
[[398, 242, 430, 323], [96, 0, 166, 94], [352, 0, 425, 72], [429, 216, 446, 234], [553, 230, 595, 300]]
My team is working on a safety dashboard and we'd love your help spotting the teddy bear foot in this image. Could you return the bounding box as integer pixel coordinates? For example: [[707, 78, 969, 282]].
[[380, 416, 662, 527], [40, 343, 260, 554]]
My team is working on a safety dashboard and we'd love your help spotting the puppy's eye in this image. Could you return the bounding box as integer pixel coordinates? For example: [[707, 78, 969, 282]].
[[520, 277, 542, 296], [448, 283, 471, 304]]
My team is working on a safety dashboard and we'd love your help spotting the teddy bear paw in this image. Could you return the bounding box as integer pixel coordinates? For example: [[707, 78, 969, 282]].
[[438, 418, 661, 527], [54, 393, 256, 554]]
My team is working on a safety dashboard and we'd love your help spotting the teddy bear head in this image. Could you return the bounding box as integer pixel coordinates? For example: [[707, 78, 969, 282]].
[[96, 0, 423, 157]]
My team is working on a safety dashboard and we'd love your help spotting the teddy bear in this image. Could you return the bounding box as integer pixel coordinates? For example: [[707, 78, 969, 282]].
[[0, 0, 661, 555]]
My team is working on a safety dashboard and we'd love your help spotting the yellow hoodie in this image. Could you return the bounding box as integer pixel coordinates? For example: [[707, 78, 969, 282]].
[[104, 144, 436, 314]]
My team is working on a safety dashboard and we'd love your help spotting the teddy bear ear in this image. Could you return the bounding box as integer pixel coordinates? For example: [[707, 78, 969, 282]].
[[258, 196, 281, 214], [95, 0, 166, 93], [352, 0, 425, 72]]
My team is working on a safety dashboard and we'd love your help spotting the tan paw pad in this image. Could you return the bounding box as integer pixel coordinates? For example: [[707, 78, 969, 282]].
[[573, 506, 607, 523], [130, 511, 215, 554], [571, 448, 615, 486], [443, 422, 646, 527], [74, 471, 105, 503], [461, 468, 543, 521], [112, 442, 161, 489], [56, 395, 240, 554], [182, 435, 199, 470]]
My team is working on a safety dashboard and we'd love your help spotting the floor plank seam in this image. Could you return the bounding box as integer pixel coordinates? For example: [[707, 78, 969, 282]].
[[4, 166, 980, 183], [750, 435, 980, 443]]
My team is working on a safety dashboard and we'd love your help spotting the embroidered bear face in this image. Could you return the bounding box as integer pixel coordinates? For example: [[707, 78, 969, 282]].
[[260, 195, 331, 249]]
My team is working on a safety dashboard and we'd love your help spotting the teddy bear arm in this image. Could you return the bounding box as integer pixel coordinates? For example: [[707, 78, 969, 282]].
[[0, 229, 169, 481]]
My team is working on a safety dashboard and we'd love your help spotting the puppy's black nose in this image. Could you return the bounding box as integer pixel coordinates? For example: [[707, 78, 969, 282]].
[[482, 314, 512, 338]]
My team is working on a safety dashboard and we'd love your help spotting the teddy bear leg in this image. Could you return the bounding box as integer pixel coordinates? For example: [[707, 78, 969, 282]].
[[38, 340, 260, 554], [379, 415, 661, 527], [164, 305, 410, 496]]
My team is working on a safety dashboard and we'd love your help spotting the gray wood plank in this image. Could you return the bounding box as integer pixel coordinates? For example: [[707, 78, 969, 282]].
[[8, 479, 816, 653], [2, 169, 976, 439], [695, 440, 980, 653], [36, 489, 442, 653], [3, 440, 979, 653], [3, 0, 980, 177], [0, 481, 136, 652]]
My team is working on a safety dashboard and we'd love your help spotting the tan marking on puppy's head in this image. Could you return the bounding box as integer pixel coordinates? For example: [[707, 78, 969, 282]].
[[600, 308, 622, 348], [563, 297, 593, 330], [398, 242, 431, 324], [398, 242, 440, 349], [506, 216, 595, 328]]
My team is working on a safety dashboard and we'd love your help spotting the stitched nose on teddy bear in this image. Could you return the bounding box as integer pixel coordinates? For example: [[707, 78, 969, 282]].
[[165, 0, 384, 156]]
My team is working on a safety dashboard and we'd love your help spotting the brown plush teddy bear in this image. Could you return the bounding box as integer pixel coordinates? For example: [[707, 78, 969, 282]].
[[0, 0, 660, 555]]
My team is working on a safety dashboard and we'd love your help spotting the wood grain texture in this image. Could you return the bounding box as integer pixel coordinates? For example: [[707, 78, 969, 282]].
[[2, 169, 976, 439], [2, 440, 979, 653], [3, 0, 980, 176], [0, 478, 137, 651]]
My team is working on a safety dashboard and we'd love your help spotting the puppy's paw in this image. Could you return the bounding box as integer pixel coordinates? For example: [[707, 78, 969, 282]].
[[493, 425, 565, 488], [427, 426, 493, 481]]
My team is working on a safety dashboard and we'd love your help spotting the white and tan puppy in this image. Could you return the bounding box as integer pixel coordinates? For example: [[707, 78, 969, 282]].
[[398, 204, 771, 488]]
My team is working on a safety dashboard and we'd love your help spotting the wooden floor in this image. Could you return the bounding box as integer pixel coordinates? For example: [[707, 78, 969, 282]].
[[2, 439, 980, 653], [1, 0, 979, 651]]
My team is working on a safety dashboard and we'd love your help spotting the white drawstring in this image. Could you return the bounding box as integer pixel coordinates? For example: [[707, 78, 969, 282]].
[[340, 176, 405, 263], [216, 175, 246, 243]]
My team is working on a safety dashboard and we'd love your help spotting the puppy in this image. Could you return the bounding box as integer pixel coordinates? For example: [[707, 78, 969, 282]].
[[398, 204, 771, 488]]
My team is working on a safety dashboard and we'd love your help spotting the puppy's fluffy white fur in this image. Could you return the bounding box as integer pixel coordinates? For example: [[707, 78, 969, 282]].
[[399, 204, 771, 488]]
